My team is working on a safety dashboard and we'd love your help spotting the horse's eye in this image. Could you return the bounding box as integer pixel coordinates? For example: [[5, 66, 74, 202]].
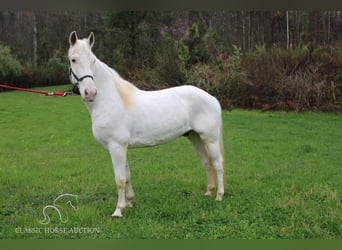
[[71, 59, 76, 63]]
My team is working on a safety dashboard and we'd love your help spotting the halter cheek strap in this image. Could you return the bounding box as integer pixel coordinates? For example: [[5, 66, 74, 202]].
[[69, 67, 94, 87]]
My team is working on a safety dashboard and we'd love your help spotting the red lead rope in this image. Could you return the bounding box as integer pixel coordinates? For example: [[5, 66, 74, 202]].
[[0, 83, 70, 96]]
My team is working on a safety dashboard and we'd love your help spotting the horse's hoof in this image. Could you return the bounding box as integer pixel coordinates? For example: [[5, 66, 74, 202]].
[[111, 209, 123, 218], [205, 186, 215, 196], [126, 201, 134, 208], [204, 192, 212, 196], [215, 193, 223, 201]]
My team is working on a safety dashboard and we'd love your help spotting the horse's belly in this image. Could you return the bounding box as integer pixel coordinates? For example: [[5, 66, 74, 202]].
[[128, 106, 190, 148], [128, 127, 188, 147]]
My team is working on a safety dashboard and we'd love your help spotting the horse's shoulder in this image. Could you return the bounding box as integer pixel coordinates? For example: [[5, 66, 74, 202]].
[[114, 77, 138, 109]]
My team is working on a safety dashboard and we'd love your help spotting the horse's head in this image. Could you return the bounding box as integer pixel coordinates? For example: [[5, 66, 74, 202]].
[[68, 31, 97, 102]]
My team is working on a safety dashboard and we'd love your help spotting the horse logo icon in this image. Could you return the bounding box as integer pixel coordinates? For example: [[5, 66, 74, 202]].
[[38, 193, 78, 225]]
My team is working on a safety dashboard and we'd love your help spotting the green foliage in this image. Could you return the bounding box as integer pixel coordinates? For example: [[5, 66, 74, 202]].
[[336, 73, 342, 92], [220, 46, 252, 108], [104, 11, 150, 70], [176, 42, 191, 64], [128, 66, 162, 90], [185, 63, 218, 90], [0, 43, 22, 79], [184, 44, 251, 109], [12, 50, 69, 89], [230, 44, 243, 71], [155, 33, 186, 85], [188, 22, 200, 41], [104, 11, 146, 30], [185, 18, 212, 63], [0, 90, 341, 239], [46, 50, 69, 83]]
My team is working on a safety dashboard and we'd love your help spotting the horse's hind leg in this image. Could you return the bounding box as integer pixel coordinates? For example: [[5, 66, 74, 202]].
[[187, 131, 216, 196], [204, 140, 225, 201]]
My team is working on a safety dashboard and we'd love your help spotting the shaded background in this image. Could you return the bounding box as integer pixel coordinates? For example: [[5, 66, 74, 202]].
[[0, 11, 341, 111]]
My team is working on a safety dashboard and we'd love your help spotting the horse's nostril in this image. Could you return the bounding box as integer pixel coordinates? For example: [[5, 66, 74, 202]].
[[84, 89, 89, 96]]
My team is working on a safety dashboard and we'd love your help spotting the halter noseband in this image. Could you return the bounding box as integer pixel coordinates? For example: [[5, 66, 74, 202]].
[[69, 67, 94, 87]]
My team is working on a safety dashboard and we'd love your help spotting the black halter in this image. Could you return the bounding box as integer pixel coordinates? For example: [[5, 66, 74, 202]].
[[69, 66, 94, 94], [69, 67, 94, 87]]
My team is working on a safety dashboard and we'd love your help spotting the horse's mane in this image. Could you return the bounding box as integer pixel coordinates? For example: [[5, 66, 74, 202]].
[[108, 66, 138, 109]]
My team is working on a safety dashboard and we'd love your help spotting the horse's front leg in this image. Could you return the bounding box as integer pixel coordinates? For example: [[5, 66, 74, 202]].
[[109, 143, 128, 218], [125, 162, 135, 207]]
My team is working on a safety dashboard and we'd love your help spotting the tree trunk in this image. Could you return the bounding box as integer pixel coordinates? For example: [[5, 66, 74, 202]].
[[32, 12, 38, 67], [129, 13, 137, 69], [248, 11, 252, 50], [286, 11, 290, 49], [299, 11, 309, 47], [241, 11, 246, 51], [327, 11, 331, 44]]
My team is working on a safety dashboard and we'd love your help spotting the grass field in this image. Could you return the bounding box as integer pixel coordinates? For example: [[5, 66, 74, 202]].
[[0, 85, 341, 239]]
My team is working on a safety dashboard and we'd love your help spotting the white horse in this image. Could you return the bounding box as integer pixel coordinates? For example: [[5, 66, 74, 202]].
[[68, 31, 225, 218]]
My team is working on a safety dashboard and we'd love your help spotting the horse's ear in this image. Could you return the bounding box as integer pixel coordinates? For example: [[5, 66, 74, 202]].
[[88, 32, 95, 48], [69, 31, 78, 46]]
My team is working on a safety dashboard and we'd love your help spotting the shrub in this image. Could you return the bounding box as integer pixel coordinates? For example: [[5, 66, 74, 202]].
[[46, 50, 69, 84], [184, 58, 252, 110], [185, 63, 217, 89], [0, 43, 22, 81], [184, 62, 231, 108], [155, 34, 186, 85], [128, 67, 165, 90], [278, 64, 333, 110], [243, 44, 341, 112]]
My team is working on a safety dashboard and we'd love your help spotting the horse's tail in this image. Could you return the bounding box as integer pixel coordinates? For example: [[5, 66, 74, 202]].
[[219, 116, 225, 170], [218, 113, 226, 192]]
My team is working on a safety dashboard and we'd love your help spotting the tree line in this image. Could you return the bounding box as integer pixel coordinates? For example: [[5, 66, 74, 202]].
[[0, 11, 341, 111]]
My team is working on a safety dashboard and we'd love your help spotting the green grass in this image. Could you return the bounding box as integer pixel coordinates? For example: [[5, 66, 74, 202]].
[[0, 85, 341, 239]]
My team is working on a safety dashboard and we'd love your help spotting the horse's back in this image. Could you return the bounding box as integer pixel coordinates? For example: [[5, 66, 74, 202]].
[[144, 85, 220, 111], [147, 85, 222, 139], [175, 85, 221, 112]]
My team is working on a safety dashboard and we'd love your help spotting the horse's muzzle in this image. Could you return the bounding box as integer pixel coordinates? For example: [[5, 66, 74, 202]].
[[83, 88, 97, 102]]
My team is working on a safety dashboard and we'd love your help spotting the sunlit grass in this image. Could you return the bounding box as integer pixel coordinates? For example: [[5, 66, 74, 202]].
[[0, 86, 341, 239]]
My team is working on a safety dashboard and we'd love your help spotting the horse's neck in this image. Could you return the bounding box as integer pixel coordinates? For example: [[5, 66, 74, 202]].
[[86, 59, 137, 114]]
